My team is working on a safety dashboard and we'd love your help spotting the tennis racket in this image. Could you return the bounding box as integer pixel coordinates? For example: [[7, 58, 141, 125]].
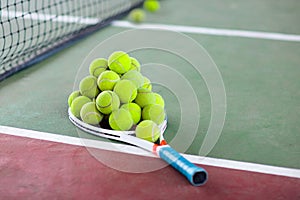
[[68, 108, 207, 186]]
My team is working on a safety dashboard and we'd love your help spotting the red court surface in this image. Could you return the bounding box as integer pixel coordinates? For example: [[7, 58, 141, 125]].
[[0, 133, 299, 200]]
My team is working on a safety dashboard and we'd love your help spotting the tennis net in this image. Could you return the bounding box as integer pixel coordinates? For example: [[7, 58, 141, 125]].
[[0, 0, 143, 81]]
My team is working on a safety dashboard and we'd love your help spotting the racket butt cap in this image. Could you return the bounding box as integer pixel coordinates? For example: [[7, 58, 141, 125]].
[[193, 171, 208, 186]]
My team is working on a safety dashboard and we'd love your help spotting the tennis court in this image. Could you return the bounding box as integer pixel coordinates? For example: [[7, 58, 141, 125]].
[[1, 0, 300, 199]]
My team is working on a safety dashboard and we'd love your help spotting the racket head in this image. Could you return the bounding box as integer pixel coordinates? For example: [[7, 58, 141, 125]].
[[68, 108, 172, 174], [68, 108, 167, 142]]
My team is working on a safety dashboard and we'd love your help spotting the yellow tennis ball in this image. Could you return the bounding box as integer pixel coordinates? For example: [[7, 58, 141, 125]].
[[89, 58, 108, 77], [80, 102, 103, 125], [141, 76, 152, 91], [70, 96, 92, 118], [134, 88, 155, 108], [153, 93, 165, 108], [95, 91, 120, 115], [135, 120, 160, 142], [97, 70, 120, 91], [142, 104, 165, 125], [121, 103, 141, 125], [143, 0, 160, 12], [108, 51, 131, 74], [79, 76, 100, 99], [121, 70, 144, 88], [109, 108, 133, 131], [113, 80, 137, 104], [68, 90, 81, 107], [129, 9, 146, 23], [129, 57, 141, 72]]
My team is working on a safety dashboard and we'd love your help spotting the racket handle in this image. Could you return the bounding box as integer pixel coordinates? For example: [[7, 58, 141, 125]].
[[157, 146, 208, 186]]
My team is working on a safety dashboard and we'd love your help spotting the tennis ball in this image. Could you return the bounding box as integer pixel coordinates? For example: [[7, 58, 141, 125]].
[[135, 120, 160, 142], [97, 70, 120, 91], [80, 102, 103, 125], [121, 70, 144, 88], [129, 57, 141, 72], [79, 76, 100, 99], [142, 76, 152, 91], [142, 104, 165, 125], [109, 108, 133, 131], [113, 80, 137, 103], [70, 96, 91, 118], [68, 90, 81, 107], [89, 58, 108, 77], [129, 9, 146, 23], [96, 91, 120, 115], [154, 93, 165, 108], [108, 51, 131, 74], [143, 0, 160, 12], [134, 88, 155, 108], [121, 103, 141, 125]]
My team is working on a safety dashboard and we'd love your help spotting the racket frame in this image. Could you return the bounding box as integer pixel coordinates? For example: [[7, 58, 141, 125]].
[[68, 108, 207, 186]]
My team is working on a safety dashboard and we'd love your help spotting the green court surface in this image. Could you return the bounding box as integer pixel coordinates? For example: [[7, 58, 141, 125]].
[[1, 0, 300, 172]]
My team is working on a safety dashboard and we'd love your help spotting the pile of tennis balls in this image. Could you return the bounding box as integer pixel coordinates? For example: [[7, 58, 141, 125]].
[[129, 0, 160, 23], [68, 51, 166, 142]]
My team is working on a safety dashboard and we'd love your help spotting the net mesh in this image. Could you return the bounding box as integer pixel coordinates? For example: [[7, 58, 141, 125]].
[[0, 0, 143, 81]]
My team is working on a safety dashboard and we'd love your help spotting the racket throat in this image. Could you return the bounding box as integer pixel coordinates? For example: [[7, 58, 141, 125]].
[[152, 140, 168, 156]]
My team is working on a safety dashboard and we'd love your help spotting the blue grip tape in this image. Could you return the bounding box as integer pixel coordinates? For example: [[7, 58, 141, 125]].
[[158, 146, 208, 186]]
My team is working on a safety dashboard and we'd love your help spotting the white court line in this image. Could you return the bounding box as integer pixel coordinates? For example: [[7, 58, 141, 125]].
[[1, 10, 99, 25], [0, 125, 299, 179], [2, 10, 300, 42], [112, 21, 300, 42]]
